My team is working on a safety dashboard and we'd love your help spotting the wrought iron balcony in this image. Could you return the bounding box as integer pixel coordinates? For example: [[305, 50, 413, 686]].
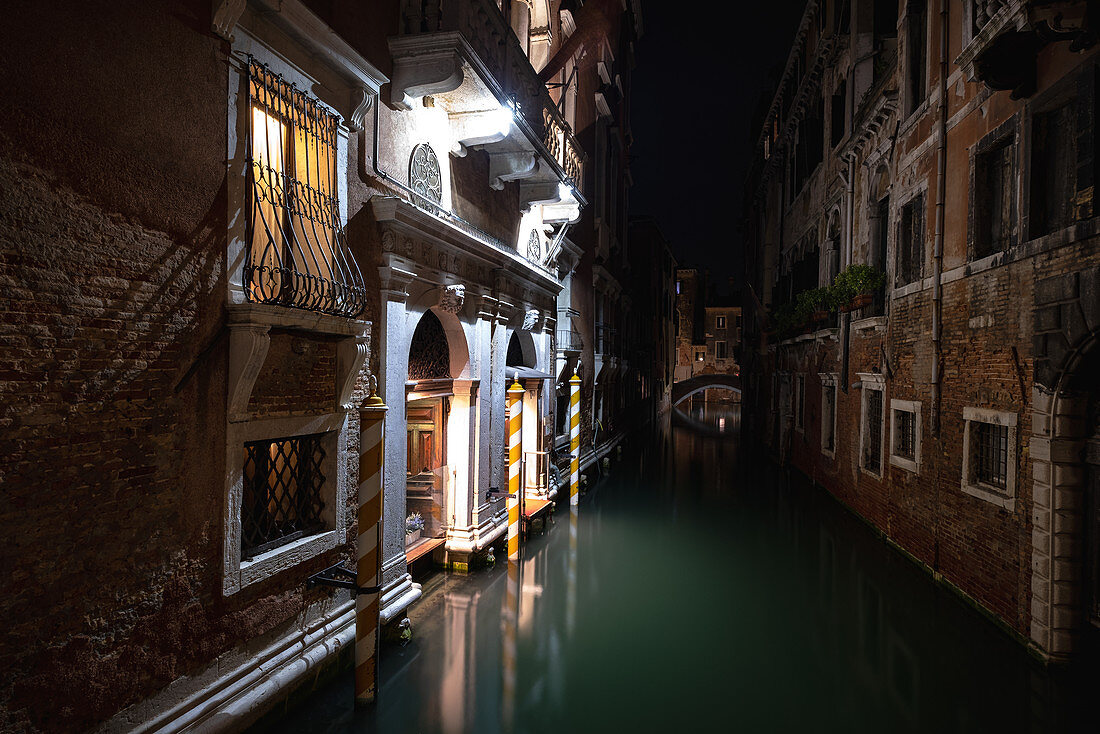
[[395, 0, 585, 192], [244, 60, 367, 319], [556, 329, 582, 354]]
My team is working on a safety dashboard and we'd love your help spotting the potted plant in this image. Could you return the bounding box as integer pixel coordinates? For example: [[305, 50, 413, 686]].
[[832, 264, 885, 311], [405, 512, 424, 546], [798, 287, 831, 323]]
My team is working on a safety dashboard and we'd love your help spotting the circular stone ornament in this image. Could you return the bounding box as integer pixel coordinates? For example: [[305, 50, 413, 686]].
[[409, 143, 442, 204]]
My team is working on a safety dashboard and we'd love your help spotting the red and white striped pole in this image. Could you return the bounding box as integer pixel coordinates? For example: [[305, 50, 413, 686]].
[[507, 374, 524, 560], [355, 383, 386, 707], [569, 367, 581, 506]]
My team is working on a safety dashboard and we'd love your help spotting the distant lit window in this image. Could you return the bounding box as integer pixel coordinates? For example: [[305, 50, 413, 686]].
[[676, 280, 682, 294], [716, 315, 727, 329], [695, 349, 705, 362]]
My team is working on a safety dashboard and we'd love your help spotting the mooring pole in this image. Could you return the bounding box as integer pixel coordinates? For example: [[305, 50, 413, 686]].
[[507, 374, 524, 560], [355, 381, 387, 707], [569, 367, 581, 506]]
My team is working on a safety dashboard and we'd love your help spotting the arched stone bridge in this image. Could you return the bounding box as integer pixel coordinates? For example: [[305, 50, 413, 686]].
[[671, 373, 741, 405]]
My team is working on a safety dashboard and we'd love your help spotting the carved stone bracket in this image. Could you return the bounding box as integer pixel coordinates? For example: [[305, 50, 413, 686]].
[[489, 151, 538, 190], [521, 309, 540, 331], [438, 284, 466, 314], [388, 35, 464, 110], [380, 262, 418, 303], [227, 322, 271, 423], [212, 0, 246, 41], [476, 294, 499, 322], [337, 335, 370, 411], [348, 87, 375, 131]]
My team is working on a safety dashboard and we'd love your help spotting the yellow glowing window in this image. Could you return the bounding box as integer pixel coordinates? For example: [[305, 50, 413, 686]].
[[245, 60, 365, 317]]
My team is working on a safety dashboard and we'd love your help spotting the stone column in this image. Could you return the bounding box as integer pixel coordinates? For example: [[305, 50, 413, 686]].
[[377, 262, 421, 623]]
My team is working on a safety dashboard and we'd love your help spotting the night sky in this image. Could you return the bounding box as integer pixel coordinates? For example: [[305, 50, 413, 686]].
[[629, 2, 806, 290]]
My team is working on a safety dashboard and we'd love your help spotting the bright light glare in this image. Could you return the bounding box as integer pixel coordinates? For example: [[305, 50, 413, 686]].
[[558, 182, 575, 201], [493, 106, 513, 136]]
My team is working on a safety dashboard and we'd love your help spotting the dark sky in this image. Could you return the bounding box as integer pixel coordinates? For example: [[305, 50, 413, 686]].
[[629, 2, 806, 291]]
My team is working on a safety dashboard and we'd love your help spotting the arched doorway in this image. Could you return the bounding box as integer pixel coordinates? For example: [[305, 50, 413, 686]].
[[405, 310, 454, 557], [507, 329, 552, 504], [1077, 346, 1100, 661]]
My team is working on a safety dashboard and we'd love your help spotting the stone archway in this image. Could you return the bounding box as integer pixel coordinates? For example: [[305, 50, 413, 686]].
[[1029, 268, 1100, 660]]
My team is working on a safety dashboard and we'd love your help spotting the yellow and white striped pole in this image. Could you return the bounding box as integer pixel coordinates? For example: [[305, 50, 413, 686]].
[[507, 374, 524, 561], [355, 384, 387, 707], [569, 367, 581, 506]]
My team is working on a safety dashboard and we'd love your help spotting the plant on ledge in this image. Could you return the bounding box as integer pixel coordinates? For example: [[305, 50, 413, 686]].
[[831, 264, 886, 311], [405, 512, 424, 535]]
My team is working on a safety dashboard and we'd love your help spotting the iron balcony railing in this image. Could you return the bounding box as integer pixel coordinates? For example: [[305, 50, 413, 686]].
[[401, 0, 585, 189], [556, 329, 583, 353], [245, 59, 367, 319]]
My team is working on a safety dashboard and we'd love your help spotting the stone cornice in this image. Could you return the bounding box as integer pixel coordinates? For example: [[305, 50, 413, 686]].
[[371, 196, 560, 307]]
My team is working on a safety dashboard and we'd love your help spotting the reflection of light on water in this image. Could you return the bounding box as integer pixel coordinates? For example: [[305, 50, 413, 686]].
[[718, 417, 726, 432]]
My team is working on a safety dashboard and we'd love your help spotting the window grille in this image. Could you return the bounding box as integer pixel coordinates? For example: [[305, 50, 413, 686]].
[[975, 140, 1013, 258], [974, 421, 1009, 489], [894, 409, 915, 460], [242, 433, 327, 559], [864, 389, 883, 472], [245, 59, 366, 318], [822, 385, 836, 452], [898, 194, 924, 285]]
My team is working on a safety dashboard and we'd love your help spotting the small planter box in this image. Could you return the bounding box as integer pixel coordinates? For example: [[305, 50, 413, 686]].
[[405, 529, 421, 546], [850, 293, 872, 310]]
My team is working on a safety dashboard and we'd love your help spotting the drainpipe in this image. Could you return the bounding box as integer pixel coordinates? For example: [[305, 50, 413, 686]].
[[840, 155, 854, 394], [931, 0, 947, 436]]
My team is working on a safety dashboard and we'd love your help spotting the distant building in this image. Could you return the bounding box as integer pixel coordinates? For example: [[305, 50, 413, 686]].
[[701, 305, 741, 377], [674, 267, 707, 381], [742, 0, 1100, 663]]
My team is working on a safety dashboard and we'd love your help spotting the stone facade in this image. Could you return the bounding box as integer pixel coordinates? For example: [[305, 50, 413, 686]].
[[743, 0, 1100, 662], [0, 0, 660, 731]]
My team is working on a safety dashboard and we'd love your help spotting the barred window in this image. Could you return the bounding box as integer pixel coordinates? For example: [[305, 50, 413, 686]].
[[894, 409, 915, 460], [821, 382, 836, 453], [242, 434, 327, 559], [974, 422, 1009, 489], [863, 388, 883, 473], [246, 60, 366, 318], [961, 407, 1017, 510]]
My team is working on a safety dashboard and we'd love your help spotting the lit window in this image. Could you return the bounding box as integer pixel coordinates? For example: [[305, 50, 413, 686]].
[[716, 315, 727, 329], [961, 407, 1018, 511], [695, 349, 705, 361], [242, 434, 327, 559], [246, 60, 365, 317]]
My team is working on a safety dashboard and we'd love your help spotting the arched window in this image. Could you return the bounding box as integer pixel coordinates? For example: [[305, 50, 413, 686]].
[[408, 310, 450, 380]]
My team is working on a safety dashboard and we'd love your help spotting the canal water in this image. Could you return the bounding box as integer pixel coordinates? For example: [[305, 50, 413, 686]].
[[270, 406, 1094, 734]]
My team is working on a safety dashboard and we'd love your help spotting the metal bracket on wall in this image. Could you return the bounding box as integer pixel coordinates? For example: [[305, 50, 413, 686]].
[[306, 563, 381, 595]]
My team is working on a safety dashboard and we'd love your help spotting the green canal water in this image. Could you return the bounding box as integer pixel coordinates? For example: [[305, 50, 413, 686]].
[[268, 406, 1095, 733]]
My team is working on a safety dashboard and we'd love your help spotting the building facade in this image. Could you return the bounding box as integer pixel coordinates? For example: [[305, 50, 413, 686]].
[[0, 0, 658, 731], [743, 0, 1100, 662]]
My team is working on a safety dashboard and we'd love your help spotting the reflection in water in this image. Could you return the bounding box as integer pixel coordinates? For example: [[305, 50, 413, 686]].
[[272, 415, 1094, 734]]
